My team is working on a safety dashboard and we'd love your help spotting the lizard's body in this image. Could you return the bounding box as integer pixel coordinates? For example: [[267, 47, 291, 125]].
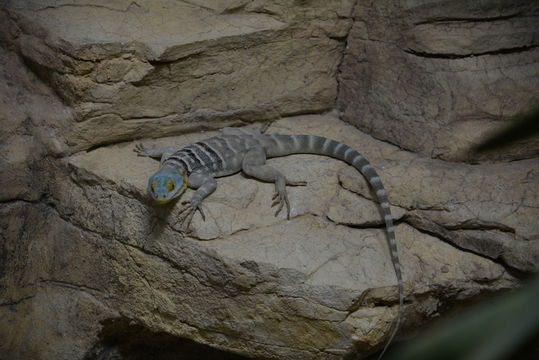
[[135, 126, 403, 357]]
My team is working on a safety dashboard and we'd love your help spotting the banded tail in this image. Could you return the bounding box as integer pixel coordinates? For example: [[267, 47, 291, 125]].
[[267, 134, 403, 357]]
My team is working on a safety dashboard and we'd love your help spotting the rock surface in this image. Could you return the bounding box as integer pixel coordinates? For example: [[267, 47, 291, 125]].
[[2, 111, 536, 359], [1, 0, 354, 151], [337, 0, 539, 162], [1, 1, 538, 360], [0, 47, 71, 202]]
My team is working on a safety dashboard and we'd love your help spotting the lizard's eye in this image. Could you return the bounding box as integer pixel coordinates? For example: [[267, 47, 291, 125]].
[[167, 180, 175, 192], [151, 181, 157, 193]]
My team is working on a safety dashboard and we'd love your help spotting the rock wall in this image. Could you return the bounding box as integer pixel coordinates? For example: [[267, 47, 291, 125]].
[[1, 1, 538, 360], [338, 0, 539, 162], [1, 0, 354, 152]]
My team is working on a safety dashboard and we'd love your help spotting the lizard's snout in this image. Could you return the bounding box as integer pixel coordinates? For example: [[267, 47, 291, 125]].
[[147, 167, 187, 203]]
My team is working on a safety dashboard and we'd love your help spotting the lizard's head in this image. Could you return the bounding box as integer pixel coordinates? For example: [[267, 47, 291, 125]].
[[147, 166, 188, 204]]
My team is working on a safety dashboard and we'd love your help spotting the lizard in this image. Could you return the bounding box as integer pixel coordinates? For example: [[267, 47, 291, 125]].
[[134, 126, 404, 358]]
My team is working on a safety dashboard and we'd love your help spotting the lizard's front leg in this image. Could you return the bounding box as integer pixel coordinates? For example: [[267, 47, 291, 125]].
[[134, 143, 176, 164], [177, 172, 216, 232], [241, 147, 306, 219]]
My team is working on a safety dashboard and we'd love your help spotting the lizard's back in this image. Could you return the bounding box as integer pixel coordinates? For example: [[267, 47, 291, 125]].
[[163, 134, 275, 177]]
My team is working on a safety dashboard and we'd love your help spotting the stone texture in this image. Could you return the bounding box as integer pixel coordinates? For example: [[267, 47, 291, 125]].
[[3, 113, 536, 359], [1, 0, 354, 151], [0, 47, 71, 202], [1, 1, 538, 359], [337, 0, 539, 162]]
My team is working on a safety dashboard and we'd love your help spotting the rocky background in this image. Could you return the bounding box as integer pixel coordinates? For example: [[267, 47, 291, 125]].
[[0, 1, 538, 360]]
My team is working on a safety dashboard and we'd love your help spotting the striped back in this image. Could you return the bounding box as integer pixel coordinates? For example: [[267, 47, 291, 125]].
[[162, 140, 226, 175]]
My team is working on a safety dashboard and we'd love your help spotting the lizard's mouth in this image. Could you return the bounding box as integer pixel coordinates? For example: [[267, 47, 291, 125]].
[[153, 198, 173, 205]]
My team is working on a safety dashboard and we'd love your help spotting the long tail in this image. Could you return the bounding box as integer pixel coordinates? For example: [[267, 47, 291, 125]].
[[267, 134, 404, 357]]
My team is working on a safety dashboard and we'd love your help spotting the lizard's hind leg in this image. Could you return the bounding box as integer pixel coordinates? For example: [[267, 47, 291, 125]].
[[241, 147, 306, 219]]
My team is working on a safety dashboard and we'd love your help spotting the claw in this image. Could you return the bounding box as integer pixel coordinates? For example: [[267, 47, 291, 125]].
[[176, 199, 206, 232], [270, 181, 292, 219], [198, 205, 206, 221], [274, 201, 284, 217]]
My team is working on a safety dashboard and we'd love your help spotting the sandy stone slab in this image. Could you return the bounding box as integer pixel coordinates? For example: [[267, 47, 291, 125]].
[[1, 0, 354, 151], [2, 113, 528, 359]]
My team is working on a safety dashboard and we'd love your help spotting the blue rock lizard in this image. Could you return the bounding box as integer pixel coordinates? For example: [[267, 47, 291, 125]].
[[135, 126, 404, 357]]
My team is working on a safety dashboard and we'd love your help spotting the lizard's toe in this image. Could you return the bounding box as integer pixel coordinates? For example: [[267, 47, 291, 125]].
[[176, 200, 206, 232], [133, 143, 147, 156], [271, 187, 291, 219]]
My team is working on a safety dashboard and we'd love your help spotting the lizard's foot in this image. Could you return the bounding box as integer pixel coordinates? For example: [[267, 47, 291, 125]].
[[134, 143, 151, 157], [271, 181, 291, 219], [271, 179, 306, 219], [176, 199, 206, 233]]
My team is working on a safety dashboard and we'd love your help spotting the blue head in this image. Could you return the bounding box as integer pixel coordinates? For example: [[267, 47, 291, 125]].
[[147, 166, 188, 204]]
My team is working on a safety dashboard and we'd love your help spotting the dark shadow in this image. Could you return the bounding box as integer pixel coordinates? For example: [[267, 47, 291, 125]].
[[84, 318, 253, 360]]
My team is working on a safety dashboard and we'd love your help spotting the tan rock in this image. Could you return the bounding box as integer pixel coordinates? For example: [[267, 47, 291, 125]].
[[1, 1, 538, 358], [7, 114, 517, 359], [337, 0, 539, 162], [1, 0, 355, 151], [0, 47, 71, 201]]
